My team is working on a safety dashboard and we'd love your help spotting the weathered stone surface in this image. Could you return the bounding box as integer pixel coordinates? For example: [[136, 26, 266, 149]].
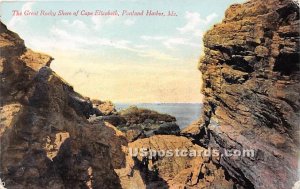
[[116, 135, 234, 189], [0, 22, 121, 189], [181, 119, 205, 137], [117, 106, 180, 140], [119, 106, 176, 124], [88, 106, 180, 142], [88, 114, 126, 126], [190, 0, 300, 188], [91, 99, 117, 116], [124, 128, 146, 142], [153, 122, 180, 135]]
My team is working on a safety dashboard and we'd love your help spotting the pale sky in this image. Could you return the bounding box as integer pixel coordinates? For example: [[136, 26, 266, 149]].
[[0, 0, 246, 103]]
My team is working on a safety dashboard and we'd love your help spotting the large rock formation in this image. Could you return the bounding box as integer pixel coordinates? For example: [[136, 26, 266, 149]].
[[92, 106, 181, 142], [184, 0, 300, 188], [116, 135, 235, 189], [0, 21, 194, 189], [0, 22, 123, 189], [0, 21, 215, 189]]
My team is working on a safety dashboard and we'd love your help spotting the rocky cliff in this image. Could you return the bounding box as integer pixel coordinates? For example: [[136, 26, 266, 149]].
[[0, 21, 220, 189], [0, 22, 123, 188], [0, 21, 238, 189], [184, 0, 300, 188]]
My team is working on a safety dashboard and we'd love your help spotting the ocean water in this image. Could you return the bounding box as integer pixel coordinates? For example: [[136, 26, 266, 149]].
[[115, 103, 203, 129]]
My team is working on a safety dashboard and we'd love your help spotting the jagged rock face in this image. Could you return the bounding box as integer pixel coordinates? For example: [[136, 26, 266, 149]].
[[0, 22, 122, 188], [91, 100, 117, 116], [194, 0, 300, 188], [116, 135, 235, 189]]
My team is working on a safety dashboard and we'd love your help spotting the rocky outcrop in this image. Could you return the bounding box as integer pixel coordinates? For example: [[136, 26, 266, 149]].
[[116, 135, 235, 189], [117, 106, 180, 141], [119, 106, 176, 124], [89, 105, 181, 142], [0, 22, 122, 188], [91, 100, 117, 116], [184, 0, 300, 188]]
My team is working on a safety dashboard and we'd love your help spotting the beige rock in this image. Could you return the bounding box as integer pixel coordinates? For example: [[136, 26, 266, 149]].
[[116, 135, 234, 189]]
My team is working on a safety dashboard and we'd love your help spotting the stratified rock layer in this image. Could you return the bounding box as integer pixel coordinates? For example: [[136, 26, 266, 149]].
[[186, 0, 299, 188]]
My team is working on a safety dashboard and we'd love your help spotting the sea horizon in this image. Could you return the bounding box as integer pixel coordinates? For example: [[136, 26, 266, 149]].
[[113, 102, 203, 105], [115, 102, 203, 129]]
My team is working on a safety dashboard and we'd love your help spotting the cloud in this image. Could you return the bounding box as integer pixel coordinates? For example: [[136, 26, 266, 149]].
[[140, 35, 200, 49], [59, 19, 88, 31], [50, 25, 134, 50], [138, 50, 178, 61], [124, 18, 135, 26], [134, 44, 148, 48], [29, 22, 177, 61], [204, 13, 218, 24], [91, 16, 103, 30], [8, 2, 35, 29], [91, 16, 117, 30], [177, 12, 217, 36], [140, 35, 167, 41], [163, 37, 200, 49], [139, 12, 215, 50]]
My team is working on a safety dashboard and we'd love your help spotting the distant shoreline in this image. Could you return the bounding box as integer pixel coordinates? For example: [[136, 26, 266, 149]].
[[114, 102, 203, 105], [115, 103, 203, 129]]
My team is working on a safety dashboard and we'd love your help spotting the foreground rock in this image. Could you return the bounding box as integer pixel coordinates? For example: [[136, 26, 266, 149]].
[[184, 0, 300, 188], [116, 135, 235, 189], [0, 22, 122, 188]]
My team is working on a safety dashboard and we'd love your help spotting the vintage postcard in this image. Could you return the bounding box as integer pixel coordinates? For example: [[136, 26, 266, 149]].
[[0, 0, 299, 188]]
